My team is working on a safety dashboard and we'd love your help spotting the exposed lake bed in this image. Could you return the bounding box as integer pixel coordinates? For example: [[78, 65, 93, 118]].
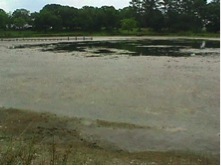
[[0, 36, 220, 164], [13, 37, 220, 57]]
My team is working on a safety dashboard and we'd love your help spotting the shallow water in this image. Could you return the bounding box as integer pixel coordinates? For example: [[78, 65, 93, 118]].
[[0, 38, 220, 155], [15, 39, 220, 57]]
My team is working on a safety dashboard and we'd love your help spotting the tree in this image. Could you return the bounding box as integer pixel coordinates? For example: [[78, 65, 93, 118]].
[[34, 10, 62, 31], [0, 2, 219, 34], [119, 7, 134, 20], [160, 0, 180, 31], [148, 9, 165, 31], [159, 0, 207, 32], [78, 6, 102, 31], [59, 6, 79, 30], [130, 0, 143, 26], [11, 9, 31, 29], [129, 0, 215, 32], [206, 0, 220, 32], [34, 4, 63, 31], [30, 12, 38, 29], [13, 17, 26, 29], [100, 6, 120, 30], [0, 9, 8, 30], [130, 0, 164, 30], [178, 0, 206, 32]]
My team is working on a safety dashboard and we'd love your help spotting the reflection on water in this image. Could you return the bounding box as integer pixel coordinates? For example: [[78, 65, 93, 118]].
[[15, 39, 220, 57]]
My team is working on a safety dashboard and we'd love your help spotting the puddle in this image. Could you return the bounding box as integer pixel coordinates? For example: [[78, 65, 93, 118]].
[[14, 39, 220, 57]]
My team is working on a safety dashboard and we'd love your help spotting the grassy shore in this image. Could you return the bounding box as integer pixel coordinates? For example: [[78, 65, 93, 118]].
[[0, 29, 219, 38], [0, 108, 219, 165]]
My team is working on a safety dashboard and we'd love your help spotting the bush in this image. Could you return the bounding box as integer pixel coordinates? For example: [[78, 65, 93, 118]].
[[121, 18, 138, 31]]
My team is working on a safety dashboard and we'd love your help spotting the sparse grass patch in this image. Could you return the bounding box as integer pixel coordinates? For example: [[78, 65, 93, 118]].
[[0, 137, 37, 164], [0, 108, 219, 165]]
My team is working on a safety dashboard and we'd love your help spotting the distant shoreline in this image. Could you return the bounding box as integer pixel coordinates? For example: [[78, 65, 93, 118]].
[[0, 30, 219, 39], [0, 36, 219, 45]]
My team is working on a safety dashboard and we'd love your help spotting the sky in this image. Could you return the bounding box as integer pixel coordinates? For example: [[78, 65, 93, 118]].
[[0, 0, 131, 12]]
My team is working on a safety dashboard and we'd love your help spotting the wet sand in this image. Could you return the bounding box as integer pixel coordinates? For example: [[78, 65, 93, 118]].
[[0, 36, 219, 155]]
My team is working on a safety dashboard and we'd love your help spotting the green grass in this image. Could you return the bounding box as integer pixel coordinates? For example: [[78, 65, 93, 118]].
[[0, 29, 219, 38]]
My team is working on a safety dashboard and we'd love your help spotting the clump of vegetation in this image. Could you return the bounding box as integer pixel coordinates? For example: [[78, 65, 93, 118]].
[[121, 18, 138, 32], [0, 138, 37, 164]]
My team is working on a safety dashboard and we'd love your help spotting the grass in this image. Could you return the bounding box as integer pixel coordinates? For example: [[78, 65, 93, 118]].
[[0, 29, 219, 38], [0, 108, 219, 164]]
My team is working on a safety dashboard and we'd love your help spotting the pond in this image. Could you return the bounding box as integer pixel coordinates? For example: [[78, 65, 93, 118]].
[[1, 37, 220, 155], [15, 39, 220, 57]]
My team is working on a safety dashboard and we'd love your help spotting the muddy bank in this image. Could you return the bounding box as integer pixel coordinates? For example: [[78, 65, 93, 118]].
[[0, 37, 219, 156]]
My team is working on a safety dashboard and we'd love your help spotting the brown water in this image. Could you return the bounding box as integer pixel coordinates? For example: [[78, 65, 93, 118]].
[[0, 37, 219, 155]]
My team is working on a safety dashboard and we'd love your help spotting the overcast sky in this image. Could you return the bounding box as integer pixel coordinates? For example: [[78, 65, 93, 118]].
[[0, 0, 213, 13], [0, 0, 131, 12]]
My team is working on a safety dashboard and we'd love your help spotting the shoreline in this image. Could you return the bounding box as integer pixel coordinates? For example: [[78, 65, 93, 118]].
[[0, 35, 220, 40], [0, 108, 219, 164]]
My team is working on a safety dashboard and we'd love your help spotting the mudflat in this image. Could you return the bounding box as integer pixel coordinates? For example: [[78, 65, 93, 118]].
[[0, 36, 219, 163]]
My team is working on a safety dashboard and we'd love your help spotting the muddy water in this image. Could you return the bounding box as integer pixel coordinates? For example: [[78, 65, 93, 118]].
[[18, 39, 220, 57], [0, 37, 219, 155]]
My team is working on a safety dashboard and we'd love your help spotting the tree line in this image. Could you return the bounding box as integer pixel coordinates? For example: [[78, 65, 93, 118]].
[[0, 0, 219, 33]]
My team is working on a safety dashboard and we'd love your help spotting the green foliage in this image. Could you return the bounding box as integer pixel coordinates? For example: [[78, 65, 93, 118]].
[[0, 9, 8, 29], [78, 6, 102, 31], [130, 0, 219, 33], [206, 0, 220, 32], [11, 9, 31, 29], [0, 1, 219, 34], [13, 17, 26, 29], [34, 5, 63, 31], [121, 18, 138, 31], [100, 6, 120, 30], [119, 7, 134, 20]]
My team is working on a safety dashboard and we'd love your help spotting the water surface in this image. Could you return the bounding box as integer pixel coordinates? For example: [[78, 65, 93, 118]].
[[15, 39, 220, 57]]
